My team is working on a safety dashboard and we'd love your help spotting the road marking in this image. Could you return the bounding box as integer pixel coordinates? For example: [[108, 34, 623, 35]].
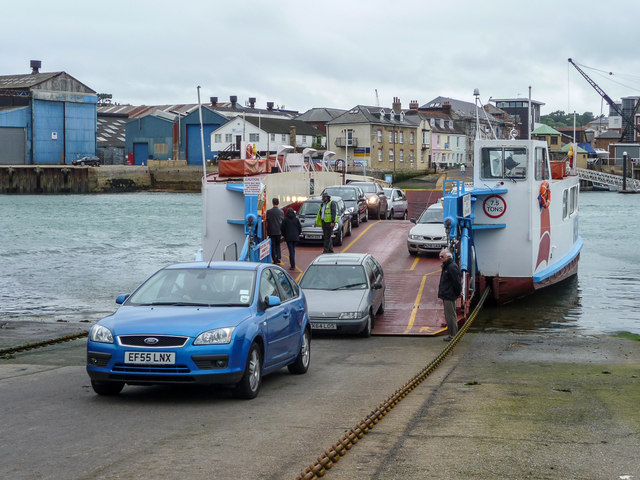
[[404, 274, 427, 334], [341, 221, 381, 253], [409, 256, 420, 271]]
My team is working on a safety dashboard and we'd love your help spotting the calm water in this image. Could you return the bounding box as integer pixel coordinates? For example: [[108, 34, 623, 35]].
[[1, 191, 639, 335]]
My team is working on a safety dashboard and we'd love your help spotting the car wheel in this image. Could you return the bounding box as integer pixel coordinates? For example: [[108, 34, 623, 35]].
[[362, 210, 368, 222], [408, 250, 417, 256], [403, 210, 408, 220], [334, 227, 343, 246], [234, 343, 262, 399], [91, 380, 124, 396], [288, 328, 311, 374], [377, 294, 386, 314], [80, 161, 86, 166], [388, 209, 394, 220], [360, 310, 373, 337], [346, 220, 352, 237], [376, 207, 381, 220], [352, 214, 360, 228]]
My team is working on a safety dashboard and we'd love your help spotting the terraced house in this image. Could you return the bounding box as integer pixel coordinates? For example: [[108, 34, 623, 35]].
[[325, 98, 431, 173]]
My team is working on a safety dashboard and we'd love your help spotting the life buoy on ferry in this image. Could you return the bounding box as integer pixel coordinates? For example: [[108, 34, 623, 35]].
[[246, 144, 253, 159], [539, 181, 550, 209]]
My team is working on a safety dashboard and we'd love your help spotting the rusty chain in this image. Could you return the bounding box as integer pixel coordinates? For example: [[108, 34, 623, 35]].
[[0, 331, 89, 357], [294, 287, 490, 480]]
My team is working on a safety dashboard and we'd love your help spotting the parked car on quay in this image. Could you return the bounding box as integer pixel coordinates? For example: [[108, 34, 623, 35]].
[[297, 196, 352, 245], [321, 185, 368, 227], [72, 155, 100, 166], [383, 187, 408, 220], [298, 253, 385, 337], [348, 181, 388, 220], [407, 201, 448, 256], [86, 261, 311, 399]]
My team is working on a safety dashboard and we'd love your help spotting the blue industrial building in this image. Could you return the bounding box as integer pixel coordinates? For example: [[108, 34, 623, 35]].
[[179, 106, 227, 165], [125, 111, 175, 165], [0, 61, 97, 165]]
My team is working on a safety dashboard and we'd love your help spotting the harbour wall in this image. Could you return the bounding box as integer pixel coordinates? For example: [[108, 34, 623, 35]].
[[0, 165, 204, 194]]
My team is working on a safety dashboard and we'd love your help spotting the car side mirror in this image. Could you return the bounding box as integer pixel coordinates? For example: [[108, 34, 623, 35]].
[[265, 295, 281, 307], [372, 282, 383, 290], [116, 294, 129, 304], [410, 218, 417, 224]]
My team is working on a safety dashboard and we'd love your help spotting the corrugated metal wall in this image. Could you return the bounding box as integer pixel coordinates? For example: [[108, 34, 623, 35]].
[[33, 100, 65, 164], [65, 102, 96, 162]]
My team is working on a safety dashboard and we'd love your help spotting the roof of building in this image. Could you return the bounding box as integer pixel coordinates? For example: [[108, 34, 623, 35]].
[[578, 142, 597, 154], [596, 130, 622, 139], [531, 124, 562, 135], [97, 114, 127, 147], [296, 107, 346, 123], [561, 143, 587, 154], [242, 116, 322, 136], [420, 96, 500, 123], [0, 72, 62, 89], [327, 105, 417, 127], [490, 97, 545, 106]]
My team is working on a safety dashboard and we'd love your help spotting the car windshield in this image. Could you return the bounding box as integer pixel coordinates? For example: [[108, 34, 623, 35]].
[[352, 183, 375, 193], [126, 268, 256, 307], [324, 188, 356, 201], [418, 207, 443, 224], [299, 265, 367, 290], [298, 201, 321, 216]]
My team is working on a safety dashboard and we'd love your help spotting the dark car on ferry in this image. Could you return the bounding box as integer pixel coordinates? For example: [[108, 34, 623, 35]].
[[347, 181, 388, 220], [297, 196, 352, 246], [86, 261, 311, 399], [298, 253, 385, 337], [321, 185, 368, 227]]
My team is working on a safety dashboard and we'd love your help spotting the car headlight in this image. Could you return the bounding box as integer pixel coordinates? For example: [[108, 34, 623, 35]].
[[194, 327, 235, 345], [408, 234, 421, 240], [346, 207, 355, 214], [90, 325, 114, 344], [367, 196, 378, 205], [338, 311, 365, 319]]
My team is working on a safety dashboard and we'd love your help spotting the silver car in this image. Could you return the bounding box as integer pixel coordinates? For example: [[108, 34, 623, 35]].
[[299, 253, 385, 337], [407, 201, 448, 256], [383, 187, 408, 220]]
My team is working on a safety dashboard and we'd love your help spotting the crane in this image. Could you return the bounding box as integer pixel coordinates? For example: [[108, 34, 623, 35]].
[[568, 58, 640, 141]]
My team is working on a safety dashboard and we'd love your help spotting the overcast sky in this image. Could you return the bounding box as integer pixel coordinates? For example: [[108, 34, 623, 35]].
[[4, 0, 640, 117]]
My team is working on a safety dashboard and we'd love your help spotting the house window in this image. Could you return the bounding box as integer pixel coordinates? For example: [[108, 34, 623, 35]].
[[394, 131, 398, 143], [420, 151, 425, 163], [423, 131, 430, 146], [399, 131, 404, 144], [214, 134, 222, 143], [378, 149, 383, 162], [389, 131, 393, 143], [249, 133, 259, 142], [389, 149, 394, 162], [153, 143, 168, 154], [225, 133, 232, 142], [377, 130, 382, 143], [436, 135, 440, 146], [550, 136, 558, 145], [410, 132, 414, 144], [410, 150, 415, 163], [399, 150, 404, 162], [281, 134, 287, 142], [270, 133, 275, 141], [302, 135, 307, 143]]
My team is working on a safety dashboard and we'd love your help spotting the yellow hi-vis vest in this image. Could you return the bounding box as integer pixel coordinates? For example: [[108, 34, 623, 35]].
[[315, 200, 335, 226]]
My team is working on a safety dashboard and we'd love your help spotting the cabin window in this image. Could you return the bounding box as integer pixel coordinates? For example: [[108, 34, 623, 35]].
[[534, 147, 550, 180], [569, 185, 578, 215], [563, 189, 569, 219], [480, 147, 527, 180]]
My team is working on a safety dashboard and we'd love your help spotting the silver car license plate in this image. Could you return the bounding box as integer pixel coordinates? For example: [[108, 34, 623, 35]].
[[307, 235, 322, 240], [125, 351, 175, 365], [311, 322, 337, 330]]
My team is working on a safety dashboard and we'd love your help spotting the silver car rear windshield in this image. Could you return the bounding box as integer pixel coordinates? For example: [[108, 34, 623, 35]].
[[418, 208, 443, 224], [127, 268, 256, 307], [300, 265, 367, 290]]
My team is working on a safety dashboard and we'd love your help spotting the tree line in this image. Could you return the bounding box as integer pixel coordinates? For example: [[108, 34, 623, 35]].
[[540, 111, 597, 128]]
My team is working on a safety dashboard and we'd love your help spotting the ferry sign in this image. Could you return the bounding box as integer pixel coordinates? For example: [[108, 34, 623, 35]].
[[462, 194, 471, 217], [483, 195, 507, 218], [244, 177, 261, 195]]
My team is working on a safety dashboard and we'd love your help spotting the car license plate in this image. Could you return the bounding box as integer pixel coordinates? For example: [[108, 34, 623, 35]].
[[421, 243, 438, 249], [311, 322, 337, 330], [125, 351, 175, 365], [307, 235, 322, 240]]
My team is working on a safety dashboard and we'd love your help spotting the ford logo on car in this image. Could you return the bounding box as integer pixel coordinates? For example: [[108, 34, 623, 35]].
[[144, 337, 159, 345]]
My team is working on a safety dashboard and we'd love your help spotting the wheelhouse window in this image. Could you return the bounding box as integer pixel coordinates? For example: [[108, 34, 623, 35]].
[[534, 147, 550, 180], [480, 147, 527, 180]]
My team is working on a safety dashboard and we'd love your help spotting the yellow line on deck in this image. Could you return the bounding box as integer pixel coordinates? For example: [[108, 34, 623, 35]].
[[404, 274, 427, 334], [341, 220, 381, 253], [409, 256, 420, 271]]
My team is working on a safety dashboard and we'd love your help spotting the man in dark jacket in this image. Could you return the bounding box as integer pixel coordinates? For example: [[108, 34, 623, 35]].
[[437, 248, 462, 341], [281, 208, 302, 270], [266, 198, 284, 264]]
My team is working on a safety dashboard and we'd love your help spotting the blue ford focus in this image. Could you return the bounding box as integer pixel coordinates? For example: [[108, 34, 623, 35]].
[[86, 261, 311, 399]]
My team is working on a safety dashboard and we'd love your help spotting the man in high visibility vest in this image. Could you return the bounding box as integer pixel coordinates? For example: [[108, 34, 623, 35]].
[[315, 192, 337, 253]]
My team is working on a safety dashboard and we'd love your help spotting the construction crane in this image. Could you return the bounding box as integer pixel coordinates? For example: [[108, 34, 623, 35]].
[[568, 58, 640, 141]]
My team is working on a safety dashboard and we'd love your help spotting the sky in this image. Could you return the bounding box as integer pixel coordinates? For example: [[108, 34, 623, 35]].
[[4, 0, 640, 118]]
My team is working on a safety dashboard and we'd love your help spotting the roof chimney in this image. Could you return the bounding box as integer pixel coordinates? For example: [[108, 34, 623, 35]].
[[409, 100, 419, 110], [443, 101, 452, 114], [267, 101, 274, 111], [210, 96, 218, 106], [230, 95, 237, 107], [392, 96, 401, 112], [30, 60, 41, 74], [290, 126, 297, 148], [249, 97, 256, 108]]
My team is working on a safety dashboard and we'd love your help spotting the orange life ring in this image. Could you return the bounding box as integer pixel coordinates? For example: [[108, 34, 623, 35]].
[[539, 181, 550, 208], [246, 144, 253, 159]]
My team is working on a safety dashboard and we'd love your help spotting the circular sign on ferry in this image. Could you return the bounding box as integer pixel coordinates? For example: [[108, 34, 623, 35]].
[[483, 195, 507, 218]]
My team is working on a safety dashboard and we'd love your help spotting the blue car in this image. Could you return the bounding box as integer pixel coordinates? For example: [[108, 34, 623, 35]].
[[86, 261, 311, 399]]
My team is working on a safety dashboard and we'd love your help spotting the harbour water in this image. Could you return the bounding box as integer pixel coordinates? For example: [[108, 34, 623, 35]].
[[1, 191, 639, 335]]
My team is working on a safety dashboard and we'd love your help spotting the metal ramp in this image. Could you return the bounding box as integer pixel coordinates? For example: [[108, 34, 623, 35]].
[[577, 168, 640, 190]]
